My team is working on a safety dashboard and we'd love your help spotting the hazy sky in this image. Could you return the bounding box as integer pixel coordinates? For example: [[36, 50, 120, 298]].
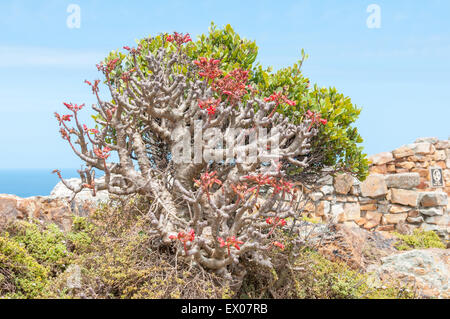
[[0, 0, 449, 169]]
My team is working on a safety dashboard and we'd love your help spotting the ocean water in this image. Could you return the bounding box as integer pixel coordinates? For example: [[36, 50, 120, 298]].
[[0, 169, 84, 198]]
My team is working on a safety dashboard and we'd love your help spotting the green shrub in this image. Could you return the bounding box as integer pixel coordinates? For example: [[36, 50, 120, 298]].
[[5, 221, 71, 274], [0, 234, 48, 298], [240, 247, 415, 299], [48, 196, 232, 299], [394, 229, 446, 251]]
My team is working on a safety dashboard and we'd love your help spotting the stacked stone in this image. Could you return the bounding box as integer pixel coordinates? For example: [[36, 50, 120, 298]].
[[368, 137, 450, 196], [304, 171, 449, 241], [294, 139, 450, 241]]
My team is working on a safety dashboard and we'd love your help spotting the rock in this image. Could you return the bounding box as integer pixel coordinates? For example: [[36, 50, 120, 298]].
[[369, 165, 387, 174], [0, 195, 21, 224], [361, 174, 388, 198], [384, 173, 420, 189], [368, 152, 394, 165], [375, 249, 450, 299], [0, 192, 100, 232], [365, 211, 382, 222], [395, 162, 415, 170], [392, 146, 415, 159], [330, 203, 344, 222], [435, 140, 450, 150], [390, 188, 419, 207], [383, 213, 408, 225], [424, 215, 449, 226], [433, 150, 447, 161], [419, 192, 448, 207], [414, 137, 439, 144], [320, 185, 334, 196], [334, 173, 354, 195], [407, 216, 424, 224], [360, 203, 377, 211], [343, 203, 361, 221], [317, 174, 333, 185], [318, 224, 397, 270], [407, 142, 436, 155], [309, 192, 324, 202], [50, 178, 110, 203], [419, 208, 444, 217], [363, 220, 380, 230], [389, 204, 411, 214], [315, 201, 330, 217]]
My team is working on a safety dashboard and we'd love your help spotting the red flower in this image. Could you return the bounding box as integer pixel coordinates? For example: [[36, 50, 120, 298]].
[[212, 68, 249, 104], [218, 236, 244, 256], [305, 110, 328, 131], [198, 98, 220, 117], [194, 171, 222, 200], [166, 32, 191, 46], [63, 102, 84, 112], [273, 241, 285, 250], [169, 229, 196, 255], [93, 147, 111, 160], [194, 57, 222, 80], [264, 92, 296, 118]]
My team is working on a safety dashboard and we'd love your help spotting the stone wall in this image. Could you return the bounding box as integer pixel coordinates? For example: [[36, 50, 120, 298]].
[[303, 137, 450, 242]]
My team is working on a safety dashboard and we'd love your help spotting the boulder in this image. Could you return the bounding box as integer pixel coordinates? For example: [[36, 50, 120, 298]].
[[361, 174, 388, 198], [419, 192, 448, 207], [384, 173, 420, 189], [390, 188, 419, 207], [407, 142, 436, 155], [368, 152, 394, 165], [392, 146, 414, 159], [318, 224, 398, 270], [414, 137, 439, 144], [374, 249, 450, 299], [334, 173, 354, 195], [419, 208, 444, 217], [50, 178, 110, 203], [343, 203, 361, 221]]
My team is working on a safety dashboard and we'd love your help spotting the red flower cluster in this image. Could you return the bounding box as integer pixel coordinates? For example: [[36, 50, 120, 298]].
[[54, 113, 73, 126], [63, 102, 84, 112], [84, 80, 100, 94], [272, 241, 285, 250], [166, 32, 192, 46], [231, 183, 249, 201], [218, 236, 244, 256], [96, 58, 120, 76], [194, 171, 222, 200], [198, 98, 220, 117], [305, 110, 328, 131], [193, 57, 222, 80], [123, 45, 142, 55], [169, 229, 195, 255], [93, 147, 111, 160], [266, 217, 287, 235], [244, 174, 295, 197], [59, 128, 70, 141], [212, 68, 249, 104], [264, 92, 296, 118]]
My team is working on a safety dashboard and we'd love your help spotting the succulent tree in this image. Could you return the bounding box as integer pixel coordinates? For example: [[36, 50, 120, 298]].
[[53, 28, 352, 286]]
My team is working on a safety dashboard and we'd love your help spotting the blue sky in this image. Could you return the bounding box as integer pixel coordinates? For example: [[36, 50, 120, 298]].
[[0, 0, 449, 169]]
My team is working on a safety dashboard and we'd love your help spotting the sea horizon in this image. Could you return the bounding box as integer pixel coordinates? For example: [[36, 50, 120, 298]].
[[0, 168, 93, 198]]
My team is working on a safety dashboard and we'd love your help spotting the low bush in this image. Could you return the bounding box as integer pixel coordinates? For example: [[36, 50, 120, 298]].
[[394, 229, 445, 251]]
